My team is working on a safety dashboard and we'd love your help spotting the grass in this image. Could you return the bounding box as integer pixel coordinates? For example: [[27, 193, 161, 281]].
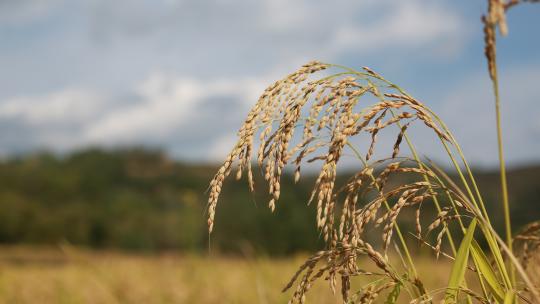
[[0, 246, 458, 304]]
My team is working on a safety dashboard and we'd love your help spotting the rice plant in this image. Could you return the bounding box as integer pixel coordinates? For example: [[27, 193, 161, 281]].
[[207, 1, 539, 303]]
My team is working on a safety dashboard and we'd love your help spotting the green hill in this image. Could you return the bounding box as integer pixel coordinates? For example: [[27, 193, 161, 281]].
[[0, 148, 537, 255]]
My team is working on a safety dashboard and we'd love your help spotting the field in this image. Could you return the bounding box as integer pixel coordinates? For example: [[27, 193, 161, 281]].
[[0, 246, 454, 304]]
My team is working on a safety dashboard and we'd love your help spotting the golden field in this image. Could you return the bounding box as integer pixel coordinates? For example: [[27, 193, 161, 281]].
[[0, 246, 457, 304]]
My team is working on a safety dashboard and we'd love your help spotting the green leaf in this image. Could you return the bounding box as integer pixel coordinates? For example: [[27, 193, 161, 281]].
[[504, 291, 514, 304], [445, 219, 477, 303], [481, 225, 513, 289], [385, 281, 402, 304], [470, 240, 505, 302]]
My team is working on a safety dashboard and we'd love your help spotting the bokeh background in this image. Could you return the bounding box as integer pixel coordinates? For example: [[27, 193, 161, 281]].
[[0, 0, 539, 303]]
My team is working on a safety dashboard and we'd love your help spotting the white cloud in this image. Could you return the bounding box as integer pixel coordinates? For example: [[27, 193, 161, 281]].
[[0, 72, 269, 154], [0, 88, 106, 126], [83, 73, 268, 146], [1, 0, 537, 167], [331, 1, 464, 55], [84, 75, 204, 143], [251, 0, 467, 63], [85, 0, 466, 68]]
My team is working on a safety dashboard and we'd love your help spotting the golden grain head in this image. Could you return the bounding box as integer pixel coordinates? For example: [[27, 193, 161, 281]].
[[207, 61, 486, 303]]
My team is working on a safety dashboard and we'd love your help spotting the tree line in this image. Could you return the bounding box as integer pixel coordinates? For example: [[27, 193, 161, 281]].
[[0, 148, 536, 255]]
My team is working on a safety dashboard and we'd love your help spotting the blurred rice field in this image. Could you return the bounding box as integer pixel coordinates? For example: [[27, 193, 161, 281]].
[[0, 246, 453, 304]]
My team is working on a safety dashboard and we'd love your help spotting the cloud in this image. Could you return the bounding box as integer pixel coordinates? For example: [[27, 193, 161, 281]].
[[84, 0, 467, 71], [0, 71, 268, 157], [0, 88, 121, 151], [0, 0, 469, 94], [0, 89, 105, 126], [83, 75, 205, 143], [331, 1, 464, 57], [0, 0, 537, 167], [83, 74, 268, 148]]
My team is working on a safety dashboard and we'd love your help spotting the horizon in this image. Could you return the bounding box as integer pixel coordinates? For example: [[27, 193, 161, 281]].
[[2, 145, 540, 172]]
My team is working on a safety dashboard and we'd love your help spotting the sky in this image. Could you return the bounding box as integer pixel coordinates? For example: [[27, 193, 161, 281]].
[[0, 0, 539, 167]]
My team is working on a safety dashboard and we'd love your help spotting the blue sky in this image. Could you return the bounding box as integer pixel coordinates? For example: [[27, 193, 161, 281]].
[[0, 0, 539, 167]]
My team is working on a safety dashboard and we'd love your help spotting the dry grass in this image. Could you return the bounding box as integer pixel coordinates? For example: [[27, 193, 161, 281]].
[[0, 246, 454, 304], [514, 222, 540, 290]]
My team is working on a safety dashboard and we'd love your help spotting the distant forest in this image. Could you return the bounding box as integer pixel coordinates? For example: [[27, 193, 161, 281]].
[[0, 148, 538, 255]]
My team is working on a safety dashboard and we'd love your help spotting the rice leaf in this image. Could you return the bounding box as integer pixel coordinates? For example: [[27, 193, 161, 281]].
[[470, 240, 505, 301], [503, 290, 514, 304], [445, 219, 477, 302], [385, 281, 402, 304]]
